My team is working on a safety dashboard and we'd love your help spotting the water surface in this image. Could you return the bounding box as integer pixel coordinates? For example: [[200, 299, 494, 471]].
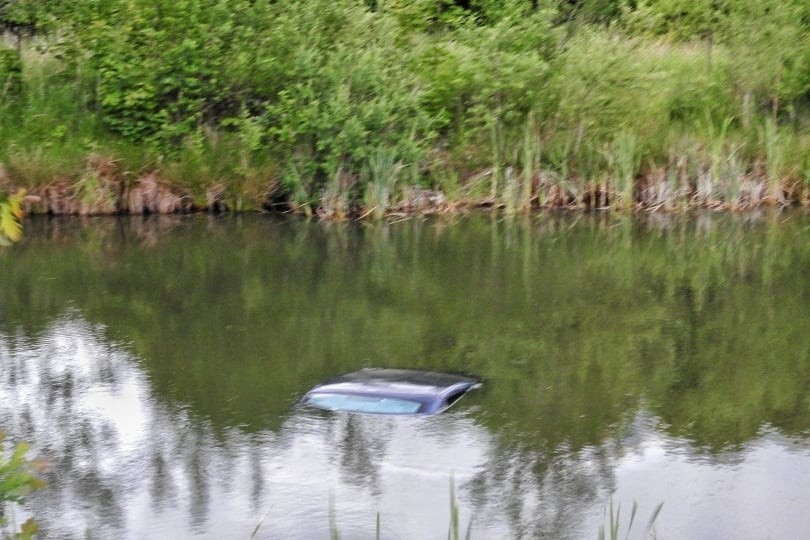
[[2, 212, 810, 538]]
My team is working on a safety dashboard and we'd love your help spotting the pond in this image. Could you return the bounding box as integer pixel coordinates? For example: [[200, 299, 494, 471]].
[[1, 211, 810, 539]]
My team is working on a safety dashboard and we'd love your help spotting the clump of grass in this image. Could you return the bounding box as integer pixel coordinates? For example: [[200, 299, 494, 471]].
[[604, 130, 641, 208], [319, 165, 354, 220], [519, 112, 540, 212], [362, 147, 402, 220], [281, 162, 315, 217], [489, 116, 505, 202]]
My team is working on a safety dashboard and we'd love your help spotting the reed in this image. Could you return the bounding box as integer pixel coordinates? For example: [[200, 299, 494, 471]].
[[597, 498, 663, 540], [489, 116, 505, 202], [448, 475, 474, 540], [543, 131, 575, 206], [761, 118, 787, 204], [605, 130, 641, 208], [698, 115, 734, 205], [502, 166, 520, 214], [362, 147, 402, 220], [520, 112, 540, 212], [319, 165, 353, 220], [329, 494, 340, 540], [250, 483, 667, 539], [281, 162, 314, 217]]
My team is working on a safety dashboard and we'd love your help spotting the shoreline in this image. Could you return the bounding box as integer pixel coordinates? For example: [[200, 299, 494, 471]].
[[8, 156, 805, 219], [2, 1, 808, 223]]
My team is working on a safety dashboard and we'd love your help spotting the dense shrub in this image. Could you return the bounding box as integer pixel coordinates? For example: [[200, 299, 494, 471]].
[[0, 0, 807, 211], [0, 47, 21, 101]]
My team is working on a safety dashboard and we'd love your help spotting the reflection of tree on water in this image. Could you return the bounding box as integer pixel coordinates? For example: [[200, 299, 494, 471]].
[[3, 212, 810, 537], [0, 312, 804, 538], [332, 414, 390, 496], [0, 319, 274, 537], [461, 433, 618, 538], [0, 318, 135, 537], [149, 449, 175, 512], [183, 430, 210, 531]]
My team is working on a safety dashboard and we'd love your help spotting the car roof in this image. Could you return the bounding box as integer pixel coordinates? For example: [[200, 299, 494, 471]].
[[303, 368, 481, 414], [316, 368, 478, 390]]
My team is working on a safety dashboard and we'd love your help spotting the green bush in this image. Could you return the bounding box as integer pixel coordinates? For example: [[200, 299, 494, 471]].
[[0, 0, 807, 211], [0, 48, 22, 102]]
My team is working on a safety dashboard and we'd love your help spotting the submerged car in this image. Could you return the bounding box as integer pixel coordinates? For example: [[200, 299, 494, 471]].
[[302, 368, 481, 415]]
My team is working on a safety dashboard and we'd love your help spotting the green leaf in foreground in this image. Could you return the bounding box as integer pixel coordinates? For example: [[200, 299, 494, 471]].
[[0, 188, 25, 245], [0, 432, 46, 539]]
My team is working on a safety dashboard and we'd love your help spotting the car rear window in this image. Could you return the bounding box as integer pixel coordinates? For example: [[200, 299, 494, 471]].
[[305, 393, 423, 414]]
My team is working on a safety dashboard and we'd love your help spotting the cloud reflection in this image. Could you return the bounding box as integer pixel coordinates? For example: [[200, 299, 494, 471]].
[[3, 309, 810, 539], [0, 315, 502, 538]]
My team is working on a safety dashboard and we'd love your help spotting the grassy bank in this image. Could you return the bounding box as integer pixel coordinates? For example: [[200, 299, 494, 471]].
[[0, 0, 808, 217]]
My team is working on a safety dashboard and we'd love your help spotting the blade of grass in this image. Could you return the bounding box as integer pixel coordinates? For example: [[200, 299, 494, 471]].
[[250, 504, 273, 539], [644, 502, 664, 535]]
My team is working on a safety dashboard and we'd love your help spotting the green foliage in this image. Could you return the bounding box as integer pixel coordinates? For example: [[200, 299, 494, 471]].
[[0, 48, 22, 102], [383, 0, 538, 31], [0, 432, 44, 539], [259, 1, 431, 184], [622, 0, 809, 115], [362, 147, 402, 219], [67, 0, 235, 142], [724, 0, 810, 118], [623, 0, 730, 40], [0, 0, 44, 44], [557, 0, 625, 25], [383, 0, 472, 31], [604, 129, 641, 206], [0, 0, 806, 213], [0, 188, 25, 246]]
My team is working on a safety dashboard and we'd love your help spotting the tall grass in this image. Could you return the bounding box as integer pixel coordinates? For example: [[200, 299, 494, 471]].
[[489, 117, 504, 202], [604, 130, 641, 208], [312, 477, 474, 540], [447, 475, 473, 540], [363, 148, 402, 219], [762, 118, 787, 203], [597, 498, 664, 540], [518, 112, 540, 213], [250, 484, 665, 539]]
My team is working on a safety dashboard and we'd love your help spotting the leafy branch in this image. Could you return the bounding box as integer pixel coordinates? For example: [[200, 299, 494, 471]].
[[0, 188, 25, 246], [0, 432, 45, 539]]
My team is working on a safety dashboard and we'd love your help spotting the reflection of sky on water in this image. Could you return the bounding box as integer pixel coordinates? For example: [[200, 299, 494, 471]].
[[2, 314, 810, 539], [595, 426, 810, 540], [0, 316, 500, 539]]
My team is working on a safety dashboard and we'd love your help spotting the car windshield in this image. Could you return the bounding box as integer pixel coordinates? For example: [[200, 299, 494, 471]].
[[305, 393, 423, 414]]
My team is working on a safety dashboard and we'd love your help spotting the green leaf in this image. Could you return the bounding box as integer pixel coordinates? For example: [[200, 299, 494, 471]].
[[0, 188, 25, 244], [20, 518, 39, 539]]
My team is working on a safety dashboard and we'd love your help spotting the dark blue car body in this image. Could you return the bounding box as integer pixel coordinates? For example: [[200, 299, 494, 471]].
[[302, 368, 481, 415]]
